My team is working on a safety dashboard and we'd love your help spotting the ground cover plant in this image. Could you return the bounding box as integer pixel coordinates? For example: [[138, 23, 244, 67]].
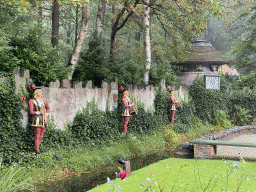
[[5, 120, 230, 191], [89, 158, 256, 192], [0, 158, 33, 192], [1, 72, 255, 191]]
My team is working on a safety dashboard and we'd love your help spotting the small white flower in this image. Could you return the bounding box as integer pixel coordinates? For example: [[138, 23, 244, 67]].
[[107, 177, 111, 183], [116, 186, 123, 192]]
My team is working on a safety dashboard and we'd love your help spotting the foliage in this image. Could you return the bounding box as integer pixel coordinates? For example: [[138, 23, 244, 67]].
[[232, 71, 256, 89], [149, 61, 178, 87], [9, 27, 70, 86], [129, 101, 164, 135], [229, 1, 256, 74], [0, 158, 33, 192], [0, 76, 26, 165], [174, 99, 197, 126], [40, 116, 73, 150], [70, 100, 119, 146], [0, 32, 19, 76], [232, 105, 252, 126], [111, 56, 144, 86], [229, 89, 256, 119], [72, 37, 112, 87], [212, 110, 232, 128], [188, 75, 231, 121], [153, 87, 170, 122]]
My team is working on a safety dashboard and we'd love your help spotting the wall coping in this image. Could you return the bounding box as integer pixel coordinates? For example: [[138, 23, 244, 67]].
[[191, 125, 256, 141]]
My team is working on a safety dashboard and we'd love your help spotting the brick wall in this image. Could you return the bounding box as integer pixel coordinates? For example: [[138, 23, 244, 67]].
[[194, 144, 216, 158]]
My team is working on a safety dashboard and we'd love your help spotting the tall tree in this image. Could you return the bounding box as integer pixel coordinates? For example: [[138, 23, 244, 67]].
[[229, 2, 256, 74], [143, 0, 151, 85], [69, 1, 90, 79], [51, 0, 59, 47], [110, 0, 140, 63], [96, 0, 106, 37]]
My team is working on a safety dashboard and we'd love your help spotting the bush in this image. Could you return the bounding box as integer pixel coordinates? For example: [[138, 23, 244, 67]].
[[212, 110, 231, 128], [188, 75, 231, 121], [72, 37, 111, 87], [229, 90, 256, 119], [70, 100, 119, 146], [174, 99, 197, 125], [0, 76, 26, 164], [232, 105, 252, 126], [9, 27, 70, 86]]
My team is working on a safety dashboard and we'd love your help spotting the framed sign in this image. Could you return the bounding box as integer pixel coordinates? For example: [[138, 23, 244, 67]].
[[204, 74, 221, 90]]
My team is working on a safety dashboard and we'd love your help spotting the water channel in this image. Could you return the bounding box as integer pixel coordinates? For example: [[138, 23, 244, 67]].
[[33, 151, 172, 192]]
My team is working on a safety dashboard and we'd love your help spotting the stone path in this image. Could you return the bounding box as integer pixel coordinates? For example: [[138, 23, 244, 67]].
[[217, 134, 256, 158]]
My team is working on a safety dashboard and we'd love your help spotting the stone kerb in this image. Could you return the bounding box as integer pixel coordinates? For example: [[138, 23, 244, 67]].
[[193, 126, 256, 159]]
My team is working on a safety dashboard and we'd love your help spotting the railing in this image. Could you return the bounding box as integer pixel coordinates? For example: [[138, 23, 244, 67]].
[[189, 139, 256, 148]]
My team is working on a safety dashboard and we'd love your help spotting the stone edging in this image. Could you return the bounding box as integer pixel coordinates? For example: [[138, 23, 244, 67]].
[[197, 125, 256, 141]]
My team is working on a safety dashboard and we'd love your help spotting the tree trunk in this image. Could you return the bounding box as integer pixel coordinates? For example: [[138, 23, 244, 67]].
[[143, 0, 151, 85], [69, 2, 90, 79], [75, 4, 79, 46], [51, 0, 59, 47], [67, 23, 71, 44], [38, 1, 43, 33], [96, 0, 106, 37], [135, 31, 141, 47]]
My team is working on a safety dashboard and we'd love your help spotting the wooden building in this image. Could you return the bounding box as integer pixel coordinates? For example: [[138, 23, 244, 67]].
[[173, 40, 229, 86]]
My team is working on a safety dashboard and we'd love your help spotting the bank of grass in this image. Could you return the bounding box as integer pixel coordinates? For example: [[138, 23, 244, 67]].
[[2, 120, 231, 191], [89, 158, 256, 192]]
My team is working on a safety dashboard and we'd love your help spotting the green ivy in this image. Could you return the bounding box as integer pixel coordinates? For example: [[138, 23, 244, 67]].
[[0, 76, 25, 164], [188, 75, 231, 121]]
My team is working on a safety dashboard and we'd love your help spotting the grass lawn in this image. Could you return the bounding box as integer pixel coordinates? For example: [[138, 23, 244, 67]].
[[89, 158, 256, 192]]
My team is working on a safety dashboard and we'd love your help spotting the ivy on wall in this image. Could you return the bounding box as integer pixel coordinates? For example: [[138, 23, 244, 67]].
[[0, 76, 27, 164]]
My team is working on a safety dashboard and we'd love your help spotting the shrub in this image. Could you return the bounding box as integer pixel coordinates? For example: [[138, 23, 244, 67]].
[[0, 76, 26, 165], [9, 27, 70, 86], [229, 89, 256, 119], [70, 100, 119, 146], [188, 75, 231, 122], [212, 110, 231, 128], [232, 105, 252, 126], [174, 99, 197, 125]]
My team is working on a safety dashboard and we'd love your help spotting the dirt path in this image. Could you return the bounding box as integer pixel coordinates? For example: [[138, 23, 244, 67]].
[[217, 134, 256, 158]]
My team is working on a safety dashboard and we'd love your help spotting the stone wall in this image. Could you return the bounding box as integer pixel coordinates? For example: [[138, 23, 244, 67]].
[[4, 69, 170, 130]]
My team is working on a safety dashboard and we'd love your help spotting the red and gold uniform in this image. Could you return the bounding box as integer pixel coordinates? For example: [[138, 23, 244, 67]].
[[28, 88, 50, 154], [121, 90, 131, 134], [169, 89, 177, 124]]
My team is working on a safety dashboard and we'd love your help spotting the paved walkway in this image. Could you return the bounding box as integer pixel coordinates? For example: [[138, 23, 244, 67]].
[[217, 134, 256, 158]]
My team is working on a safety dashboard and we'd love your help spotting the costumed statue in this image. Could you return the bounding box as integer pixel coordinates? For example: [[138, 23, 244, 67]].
[[167, 88, 180, 124], [28, 84, 50, 154], [119, 86, 136, 134]]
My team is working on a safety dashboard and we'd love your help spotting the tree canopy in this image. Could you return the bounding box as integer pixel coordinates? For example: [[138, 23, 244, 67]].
[[0, 0, 251, 86]]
